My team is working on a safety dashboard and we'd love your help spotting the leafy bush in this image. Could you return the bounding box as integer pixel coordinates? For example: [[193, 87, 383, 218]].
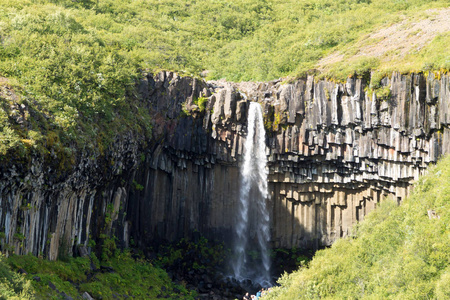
[[6, 250, 195, 299], [0, 254, 34, 299], [156, 236, 227, 271]]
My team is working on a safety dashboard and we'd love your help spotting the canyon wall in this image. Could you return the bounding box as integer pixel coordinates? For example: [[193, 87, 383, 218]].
[[0, 71, 449, 259]]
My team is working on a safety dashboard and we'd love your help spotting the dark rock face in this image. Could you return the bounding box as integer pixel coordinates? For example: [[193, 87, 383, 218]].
[[0, 71, 449, 259]]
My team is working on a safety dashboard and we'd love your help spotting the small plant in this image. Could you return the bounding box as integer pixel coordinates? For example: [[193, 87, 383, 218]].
[[13, 232, 25, 242], [375, 86, 391, 100], [248, 250, 259, 260], [0, 254, 34, 299], [194, 96, 208, 112], [100, 234, 117, 261], [132, 180, 144, 191]]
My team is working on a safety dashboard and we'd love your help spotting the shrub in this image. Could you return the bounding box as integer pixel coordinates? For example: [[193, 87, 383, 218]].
[[0, 254, 34, 299]]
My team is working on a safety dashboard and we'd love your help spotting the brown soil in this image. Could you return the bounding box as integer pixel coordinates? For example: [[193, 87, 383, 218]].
[[317, 8, 450, 70]]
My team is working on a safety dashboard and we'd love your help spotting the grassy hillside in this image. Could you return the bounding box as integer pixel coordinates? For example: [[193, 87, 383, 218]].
[[0, 0, 448, 158], [1, 0, 448, 82], [263, 154, 450, 299]]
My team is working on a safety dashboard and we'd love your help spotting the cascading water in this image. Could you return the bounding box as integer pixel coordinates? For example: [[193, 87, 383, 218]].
[[232, 102, 271, 287]]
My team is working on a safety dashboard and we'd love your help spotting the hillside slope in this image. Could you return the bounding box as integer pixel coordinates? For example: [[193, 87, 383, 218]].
[[1, 0, 448, 82], [264, 154, 450, 299]]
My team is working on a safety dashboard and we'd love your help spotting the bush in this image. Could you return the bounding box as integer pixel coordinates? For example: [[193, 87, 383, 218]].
[[6, 249, 196, 299], [0, 254, 34, 299]]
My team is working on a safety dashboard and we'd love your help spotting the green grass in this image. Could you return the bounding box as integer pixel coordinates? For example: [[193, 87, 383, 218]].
[[263, 154, 450, 299], [6, 250, 196, 299]]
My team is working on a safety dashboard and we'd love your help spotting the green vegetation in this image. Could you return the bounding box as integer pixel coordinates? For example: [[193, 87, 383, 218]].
[[264, 154, 450, 299], [156, 235, 227, 273], [271, 248, 312, 268], [194, 96, 209, 113], [1, 235, 225, 299], [0, 0, 448, 157], [6, 250, 196, 299], [0, 254, 33, 299]]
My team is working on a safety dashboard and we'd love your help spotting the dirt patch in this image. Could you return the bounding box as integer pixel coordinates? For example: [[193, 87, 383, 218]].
[[0, 77, 21, 103], [318, 8, 450, 69]]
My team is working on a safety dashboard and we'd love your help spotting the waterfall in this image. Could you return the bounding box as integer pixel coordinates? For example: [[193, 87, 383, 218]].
[[232, 102, 271, 287]]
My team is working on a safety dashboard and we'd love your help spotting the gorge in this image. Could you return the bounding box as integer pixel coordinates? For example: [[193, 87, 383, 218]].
[[0, 70, 449, 268]]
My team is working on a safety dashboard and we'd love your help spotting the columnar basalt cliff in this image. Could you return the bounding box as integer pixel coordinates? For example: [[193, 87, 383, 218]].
[[0, 71, 449, 259]]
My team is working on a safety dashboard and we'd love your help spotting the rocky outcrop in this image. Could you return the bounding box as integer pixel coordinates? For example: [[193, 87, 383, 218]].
[[208, 72, 450, 247], [0, 132, 140, 259], [0, 71, 449, 259]]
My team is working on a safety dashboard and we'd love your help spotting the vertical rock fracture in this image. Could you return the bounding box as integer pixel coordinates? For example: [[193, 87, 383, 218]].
[[0, 71, 449, 258]]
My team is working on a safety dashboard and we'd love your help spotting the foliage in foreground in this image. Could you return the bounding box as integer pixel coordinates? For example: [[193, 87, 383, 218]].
[[6, 250, 195, 299], [264, 155, 450, 299], [0, 254, 33, 299]]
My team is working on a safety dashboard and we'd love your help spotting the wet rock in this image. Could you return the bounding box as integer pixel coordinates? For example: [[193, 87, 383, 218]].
[[77, 245, 89, 257], [82, 292, 94, 300], [236, 100, 247, 122], [48, 281, 57, 291], [18, 268, 27, 275]]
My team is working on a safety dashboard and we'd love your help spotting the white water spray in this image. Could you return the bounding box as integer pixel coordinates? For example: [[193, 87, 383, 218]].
[[232, 102, 271, 287]]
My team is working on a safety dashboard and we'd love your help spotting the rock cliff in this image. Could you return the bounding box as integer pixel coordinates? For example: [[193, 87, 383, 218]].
[[0, 71, 449, 259]]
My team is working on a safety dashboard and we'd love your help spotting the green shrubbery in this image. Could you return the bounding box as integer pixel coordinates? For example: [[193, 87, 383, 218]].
[[264, 155, 450, 299], [0, 254, 33, 299], [6, 250, 196, 299], [156, 235, 227, 272], [2, 235, 224, 299]]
